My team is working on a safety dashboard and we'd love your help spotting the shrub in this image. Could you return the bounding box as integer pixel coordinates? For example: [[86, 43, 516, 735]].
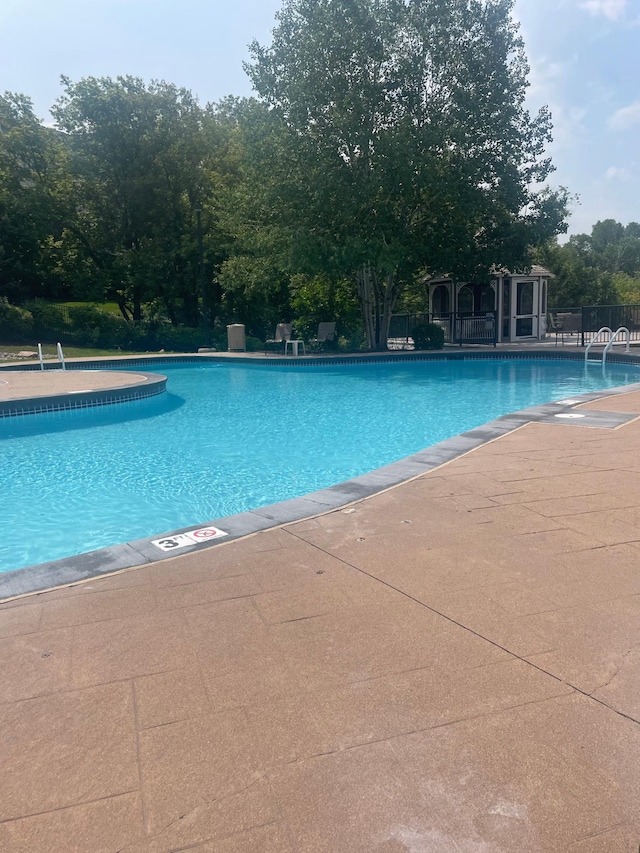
[[245, 335, 264, 352], [411, 321, 445, 350], [338, 332, 367, 352], [66, 305, 125, 348], [0, 298, 34, 342], [154, 324, 204, 353], [23, 300, 68, 341], [11, 299, 227, 353], [211, 327, 228, 350]]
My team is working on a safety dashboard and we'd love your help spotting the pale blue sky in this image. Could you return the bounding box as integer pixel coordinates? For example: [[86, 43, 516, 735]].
[[1, 0, 638, 237]]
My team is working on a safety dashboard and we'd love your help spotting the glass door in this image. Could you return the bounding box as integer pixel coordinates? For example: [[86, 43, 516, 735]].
[[511, 280, 539, 340]]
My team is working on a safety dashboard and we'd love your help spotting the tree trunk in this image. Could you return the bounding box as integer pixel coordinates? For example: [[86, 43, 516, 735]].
[[372, 273, 382, 348], [132, 284, 142, 324], [182, 287, 199, 327], [356, 264, 400, 350], [379, 272, 400, 350], [164, 296, 178, 326], [356, 264, 377, 350], [210, 276, 222, 329], [117, 300, 133, 323]]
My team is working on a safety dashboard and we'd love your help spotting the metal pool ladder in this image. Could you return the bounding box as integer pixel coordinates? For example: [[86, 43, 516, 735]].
[[37, 342, 67, 370], [585, 326, 630, 365]]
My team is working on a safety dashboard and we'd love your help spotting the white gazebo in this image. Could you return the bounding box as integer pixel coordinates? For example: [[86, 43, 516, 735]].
[[427, 265, 554, 343]]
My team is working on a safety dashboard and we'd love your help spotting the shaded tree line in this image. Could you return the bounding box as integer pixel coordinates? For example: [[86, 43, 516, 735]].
[[1, 0, 571, 350], [537, 219, 640, 310], [0, 80, 296, 343]]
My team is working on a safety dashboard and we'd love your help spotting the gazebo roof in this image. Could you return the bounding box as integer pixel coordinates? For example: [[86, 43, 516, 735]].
[[426, 265, 555, 284]]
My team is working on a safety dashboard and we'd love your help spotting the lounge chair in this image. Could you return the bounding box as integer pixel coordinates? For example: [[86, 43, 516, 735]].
[[265, 323, 292, 355], [555, 313, 582, 346], [547, 313, 561, 336], [309, 322, 337, 351], [628, 308, 640, 330]]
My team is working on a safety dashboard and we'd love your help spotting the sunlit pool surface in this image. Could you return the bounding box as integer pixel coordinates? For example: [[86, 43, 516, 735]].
[[2, 357, 638, 572]]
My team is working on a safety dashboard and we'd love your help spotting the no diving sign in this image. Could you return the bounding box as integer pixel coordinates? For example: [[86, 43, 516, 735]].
[[186, 526, 228, 542], [152, 526, 228, 552]]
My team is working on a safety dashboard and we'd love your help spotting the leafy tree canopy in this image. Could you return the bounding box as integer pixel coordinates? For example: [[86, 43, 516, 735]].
[[0, 92, 74, 302], [537, 219, 640, 309], [245, 0, 569, 348], [50, 75, 239, 324]]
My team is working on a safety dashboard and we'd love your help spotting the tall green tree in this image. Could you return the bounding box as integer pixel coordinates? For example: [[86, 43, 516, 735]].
[[591, 220, 640, 277], [0, 93, 73, 302], [245, 0, 569, 349], [51, 76, 237, 325], [537, 240, 617, 309], [538, 219, 640, 308], [213, 96, 301, 335]]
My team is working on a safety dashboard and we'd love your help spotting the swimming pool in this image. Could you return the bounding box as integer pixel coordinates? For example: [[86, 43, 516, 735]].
[[2, 356, 639, 572]]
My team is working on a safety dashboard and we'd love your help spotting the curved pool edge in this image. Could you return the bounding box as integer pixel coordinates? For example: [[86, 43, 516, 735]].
[[3, 350, 640, 601], [3, 343, 640, 371], [0, 370, 167, 418]]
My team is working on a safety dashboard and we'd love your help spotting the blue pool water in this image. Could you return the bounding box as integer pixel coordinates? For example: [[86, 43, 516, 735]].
[[1, 357, 639, 572]]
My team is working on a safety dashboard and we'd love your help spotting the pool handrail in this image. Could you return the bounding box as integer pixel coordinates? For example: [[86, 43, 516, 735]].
[[602, 327, 630, 365], [56, 342, 66, 371], [585, 327, 613, 362]]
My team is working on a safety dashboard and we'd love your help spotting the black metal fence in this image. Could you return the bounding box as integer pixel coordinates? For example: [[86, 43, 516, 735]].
[[581, 304, 640, 342], [389, 312, 497, 348], [550, 304, 640, 345]]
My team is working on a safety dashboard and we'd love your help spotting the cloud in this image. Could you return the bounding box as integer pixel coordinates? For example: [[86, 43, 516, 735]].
[[524, 56, 586, 144], [526, 57, 566, 104], [605, 166, 630, 180], [580, 0, 627, 20], [608, 101, 640, 129]]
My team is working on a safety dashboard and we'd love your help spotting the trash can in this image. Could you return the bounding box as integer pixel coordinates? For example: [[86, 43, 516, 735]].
[[227, 324, 246, 352]]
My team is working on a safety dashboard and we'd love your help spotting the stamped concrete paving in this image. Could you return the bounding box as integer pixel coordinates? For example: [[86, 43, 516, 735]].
[[2, 392, 640, 851], [0, 370, 151, 401]]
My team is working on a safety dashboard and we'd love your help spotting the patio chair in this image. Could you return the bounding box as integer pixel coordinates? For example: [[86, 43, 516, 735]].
[[264, 322, 292, 355], [309, 322, 337, 352], [547, 313, 561, 336], [628, 308, 640, 330], [555, 313, 582, 346]]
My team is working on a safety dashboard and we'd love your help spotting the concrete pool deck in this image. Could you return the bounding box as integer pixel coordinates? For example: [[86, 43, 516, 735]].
[[2, 389, 640, 850], [0, 369, 167, 417], [0, 369, 151, 399]]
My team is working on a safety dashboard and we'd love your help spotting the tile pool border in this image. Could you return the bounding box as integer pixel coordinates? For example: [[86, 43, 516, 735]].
[[3, 348, 640, 599], [4, 346, 640, 372], [0, 371, 167, 418]]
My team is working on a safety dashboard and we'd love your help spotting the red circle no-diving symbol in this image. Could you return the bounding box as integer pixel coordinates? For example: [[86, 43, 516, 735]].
[[191, 528, 220, 539]]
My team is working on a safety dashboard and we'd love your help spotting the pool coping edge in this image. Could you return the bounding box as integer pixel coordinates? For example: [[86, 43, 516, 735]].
[[3, 352, 640, 600], [0, 371, 167, 417]]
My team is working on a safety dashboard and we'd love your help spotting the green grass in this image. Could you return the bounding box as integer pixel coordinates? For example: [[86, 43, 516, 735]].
[[54, 301, 123, 315], [0, 344, 158, 362]]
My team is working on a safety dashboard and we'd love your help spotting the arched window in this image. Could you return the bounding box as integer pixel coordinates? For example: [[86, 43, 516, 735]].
[[480, 284, 496, 312], [457, 285, 474, 314], [431, 284, 450, 315]]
